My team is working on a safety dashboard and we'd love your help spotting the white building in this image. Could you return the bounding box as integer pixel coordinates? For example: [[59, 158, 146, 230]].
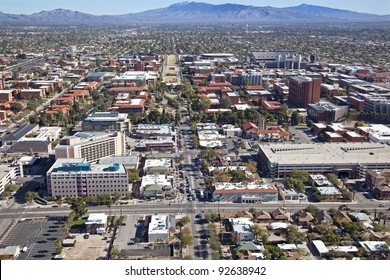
[[86, 213, 108, 234], [55, 131, 125, 163], [0, 165, 19, 195], [144, 158, 173, 175], [140, 174, 173, 199], [112, 71, 158, 84], [232, 224, 254, 242], [213, 182, 278, 203], [148, 215, 169, 243], [135, 124, 176, 138], [47, 158, 130, 197], [358, 124, 390, 143], [222, 124, 242, 137]]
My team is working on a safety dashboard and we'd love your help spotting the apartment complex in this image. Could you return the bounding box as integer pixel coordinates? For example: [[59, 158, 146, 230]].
[[55, 131, 125, 163], [288, 76, 321, 108], [47, 158, 130, 197], [82, 111, 131, 135]]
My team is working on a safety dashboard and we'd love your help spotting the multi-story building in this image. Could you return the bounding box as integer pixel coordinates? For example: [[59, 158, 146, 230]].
[[241, 71, 263, 86], [0, 165, 19, 195], [288, 76, 321, 108], [307, 102, 348, 123], [0, 90, 13, 102], [259, 143, 390, 178], [82, 111, 131, 135], [47, 158, 130, 197], [348, 93, 390, 113], [365, 169, 390, 199], [55, 132, 125, 163], [144, 138, 176, 152], [212, 182, 278, 203]]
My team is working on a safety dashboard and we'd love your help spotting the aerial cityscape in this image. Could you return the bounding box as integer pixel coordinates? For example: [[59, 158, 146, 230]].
[[0, 1, 390, 261]]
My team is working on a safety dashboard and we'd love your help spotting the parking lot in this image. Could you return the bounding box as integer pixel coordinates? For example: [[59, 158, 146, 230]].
[[2, 217, 65, 260]]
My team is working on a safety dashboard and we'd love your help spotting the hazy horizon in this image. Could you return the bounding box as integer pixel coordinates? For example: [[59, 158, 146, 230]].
[[0, 0, 389, 16]]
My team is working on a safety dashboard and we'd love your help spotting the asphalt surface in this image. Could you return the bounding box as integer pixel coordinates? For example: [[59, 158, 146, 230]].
[[2, 217, 65, 260]]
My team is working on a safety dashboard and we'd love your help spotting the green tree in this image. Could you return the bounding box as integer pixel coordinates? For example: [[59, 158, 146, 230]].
[[220, 97, 232, 109], [285, 225, 306, 244], [286, 178, 305, 193], [204, 212, 219, 223], [305, 205, 320, 215], [127, 169, 140, 182], [290, 169, 309, 183], [71, 198, 87, 219], [326, 173, 340, 187], [177, 216, 190, 230], [10, 103, 24, 113], [181, 227, 193, 247], [211, 251, 222, 260], [252, 224, 268, 243], [291, 111, 300, 126], [25, 191, 39, 203]]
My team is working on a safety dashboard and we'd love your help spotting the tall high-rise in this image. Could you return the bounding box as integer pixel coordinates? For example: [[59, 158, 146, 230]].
[[288, 77, 321, 108]]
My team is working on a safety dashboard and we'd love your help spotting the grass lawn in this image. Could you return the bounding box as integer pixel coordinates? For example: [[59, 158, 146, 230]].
[[72, 219, 86, 227]]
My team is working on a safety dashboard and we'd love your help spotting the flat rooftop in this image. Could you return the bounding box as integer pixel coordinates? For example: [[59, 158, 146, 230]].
[[144, 158, 172, 169], [85, 111, 128, 121], [260, 143, 390, 165], [148, 215, 168, 235], [48, 158, 126, 174], [214, 182, 277, 193]]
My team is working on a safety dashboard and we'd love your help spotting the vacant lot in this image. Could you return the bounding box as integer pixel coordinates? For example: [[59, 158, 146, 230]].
[[63, 233, 111, 260]]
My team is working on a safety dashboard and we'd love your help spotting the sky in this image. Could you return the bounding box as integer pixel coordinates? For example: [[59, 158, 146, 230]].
[[0, 0, 389, 15]]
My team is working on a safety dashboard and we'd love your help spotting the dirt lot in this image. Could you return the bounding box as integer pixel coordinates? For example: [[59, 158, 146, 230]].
[[63, 233, 112, 260]]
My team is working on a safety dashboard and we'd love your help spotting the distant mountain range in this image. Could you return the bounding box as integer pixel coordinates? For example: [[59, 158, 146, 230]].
[[1, 2, 389, 25]]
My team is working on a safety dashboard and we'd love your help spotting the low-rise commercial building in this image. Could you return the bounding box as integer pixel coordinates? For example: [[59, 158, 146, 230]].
[[317, 187, 342, 201], [148, 215, 175, 243], [47, 158, 130, 197], [357, 124, 390, 144], [140, 174, 173, 200], [212, 182, 278, 203], [86, 213, 108, 234], [144, 158, 173, 175], [135, 124, 176, 138]]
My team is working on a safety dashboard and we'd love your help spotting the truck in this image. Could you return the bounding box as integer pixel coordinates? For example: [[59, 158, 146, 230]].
[[199, 190, 204, 200]]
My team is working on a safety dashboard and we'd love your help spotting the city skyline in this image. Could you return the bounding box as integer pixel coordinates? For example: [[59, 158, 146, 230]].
[[0, 0, 389, 15]]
